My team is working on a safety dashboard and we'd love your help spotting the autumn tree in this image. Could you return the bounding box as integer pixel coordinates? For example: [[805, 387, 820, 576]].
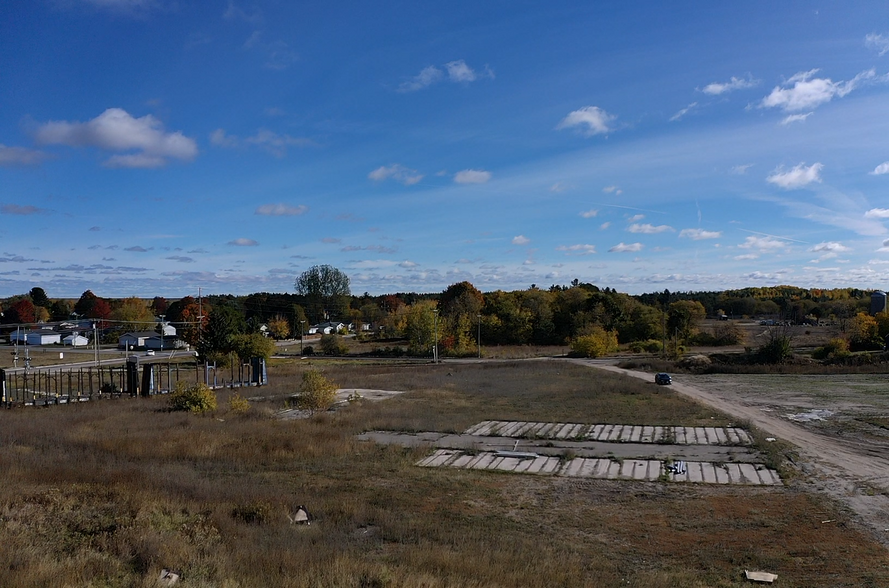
[[7, 299, 36, 324], [667, 300, 706, 341], [167, 296, 206, 345], [849, 312, 880, 350], [267, 315, 291, 339], [439, 282, 484, 355], [111, 297, 155, 331]]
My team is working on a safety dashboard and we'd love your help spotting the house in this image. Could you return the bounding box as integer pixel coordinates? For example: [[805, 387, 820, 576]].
[[20, 329, 62, 346], [63, 334, 90, 347], [118, 331, 160, 349], [156, 322, 177, 337], [308, 321, 345, 335]]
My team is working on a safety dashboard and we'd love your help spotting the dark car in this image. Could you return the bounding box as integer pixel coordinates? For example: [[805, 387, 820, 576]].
[[655, 373, 672, 385]]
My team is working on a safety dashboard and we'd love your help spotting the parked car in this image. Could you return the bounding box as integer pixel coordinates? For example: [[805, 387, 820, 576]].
[[655, 372, 672, 385]]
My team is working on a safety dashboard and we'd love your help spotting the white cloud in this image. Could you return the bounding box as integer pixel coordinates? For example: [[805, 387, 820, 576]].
[[557, 244, 596, 255], [627, 214, 645, 222], [810, 241, 851, 259], [738, 235, 787, 251], [870, 162, 889, 175], [679, 228, 722, 240], [454, 169, 491, 184], [602, 185, 622, 195], [734, 253, 759, 260], [398, 66, 443, 92], [228, 238, 258, 246], [557, 106, 615, 136], [550, 182, 568, 192], [608, 242, 643, 253], [0, 144, 46, 166], [627, 223, 673, 234], [865, 208, 889, 218], [766, 162, 823, 189], [731, 164, 753, 175], [878, 239, 889, 252], [35, 108, 197, 167], [760, 68, 875, 112], [245, 129, 313, 157], [600, 222, 611, 230], [512, 235, 530, 245], [866, 33, 889, 56], [701, 75, 759, 95], [368, 164, 424, 185], [779, 112, 813, 125], [255, 204, 308, 216], [445, 60, 476, 82], [579, 209, 598, 218], [210, 128, 238, 147], [669, 102, 698, 122]]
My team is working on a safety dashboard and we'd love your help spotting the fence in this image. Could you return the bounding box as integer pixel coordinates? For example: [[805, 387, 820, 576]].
[[0, 357, 267, 407]]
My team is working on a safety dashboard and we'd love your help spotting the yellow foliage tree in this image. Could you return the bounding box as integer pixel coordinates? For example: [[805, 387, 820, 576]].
[[297, 369, 337, 414], [570, 327, 619, 358]]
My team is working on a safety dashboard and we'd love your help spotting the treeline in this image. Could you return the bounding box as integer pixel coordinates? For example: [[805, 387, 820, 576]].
[[1, 281, 883, 359]]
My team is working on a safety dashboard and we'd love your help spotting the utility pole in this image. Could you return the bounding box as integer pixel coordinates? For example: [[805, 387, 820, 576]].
[[93, 323, 99, 366], [433, 309, 439, 363], [477, 314, 481, 358], [300, 320, 306, 354]]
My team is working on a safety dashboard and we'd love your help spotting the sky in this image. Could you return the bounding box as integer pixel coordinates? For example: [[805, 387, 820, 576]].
[[3, 1, 889, 299]]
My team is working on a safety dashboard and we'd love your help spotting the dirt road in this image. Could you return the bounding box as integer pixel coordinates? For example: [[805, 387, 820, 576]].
[[569, 359, 889, 544]]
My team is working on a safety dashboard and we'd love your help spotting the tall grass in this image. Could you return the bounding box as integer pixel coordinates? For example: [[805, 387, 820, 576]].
[[0, 361, 885, 586]]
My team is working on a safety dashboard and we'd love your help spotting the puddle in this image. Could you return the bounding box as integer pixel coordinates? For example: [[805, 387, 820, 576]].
[[786, 409, 834, 422]]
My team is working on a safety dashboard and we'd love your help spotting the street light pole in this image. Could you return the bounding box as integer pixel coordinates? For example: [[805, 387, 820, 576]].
[[93, 323, 99, 366], [300, 320, 306, 355], [477, 314, 481, 358], [433, 309, 439, 363]]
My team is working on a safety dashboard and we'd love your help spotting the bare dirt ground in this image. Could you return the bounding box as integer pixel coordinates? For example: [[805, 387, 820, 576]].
[[571, 358, 889, 546]]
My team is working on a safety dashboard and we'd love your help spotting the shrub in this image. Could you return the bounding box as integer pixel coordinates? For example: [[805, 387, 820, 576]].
[[168, 382, 217, 414], [319, 334, 348, 355], [228, 393, 250, 414], [302, 345, 314, 356], [628, 339, 663, 353], [297, 369, 338, 414], [757, 335, 792, 364], [570, 327, 619, 358], [813, 337, 851, 360]]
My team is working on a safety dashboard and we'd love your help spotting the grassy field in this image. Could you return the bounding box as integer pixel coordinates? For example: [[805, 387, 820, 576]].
[[0, 360, 886, 587]]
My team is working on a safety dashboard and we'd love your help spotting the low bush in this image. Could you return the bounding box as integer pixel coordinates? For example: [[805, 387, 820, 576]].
[[168, 382, 217, 414], [297, 369, 338, 413]]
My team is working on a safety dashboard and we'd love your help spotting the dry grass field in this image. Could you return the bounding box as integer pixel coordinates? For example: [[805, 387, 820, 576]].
[[0, 360, 886, 587]]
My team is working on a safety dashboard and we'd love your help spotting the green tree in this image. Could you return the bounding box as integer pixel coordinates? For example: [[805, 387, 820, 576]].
[[111, 297, 155, 331], [231, 332, 276, 362], [294, 265, 351, 322], [29, 287, 50, 308], [198, 305, 246, 364], [667, 300, 706, 341]]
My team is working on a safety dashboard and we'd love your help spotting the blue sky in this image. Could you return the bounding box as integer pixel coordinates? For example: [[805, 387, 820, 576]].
[[3, 1, 889, 298]]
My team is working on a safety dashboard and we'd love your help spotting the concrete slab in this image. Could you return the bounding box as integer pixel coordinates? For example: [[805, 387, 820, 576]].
[[647, 460, 663, 480], [700, 462, 718, 484], [641, 426, 655, 443], [672, 467, 689, 483], [726, 428, 741, 444], [450, 453, 474, 468], [592, 459, 611, 477], [714, 464, 730, 484], [589, 424, 606, 440], [488, 456, 506, 470], [555, 424, 575, 439], [626, 425, 640, 442], [619, 460, 634, 479], [565, 458, 585, 477], [597, 424, 614, 440], [703, 427, 718, 444], [567, 424, 584, 439], [471, 421, 494, 436], [653, 426, 664, 443], [606, 460, 622, 479], [607, 425, 624, 441], [528, 422, 547, 437], [738, 463, 761, 484], [756, 467, 780, 485], [687, 461, 704, 483], [526, 456, 550, 473], [724, 463, 743, 483], [540, 457, 561, 474], [513, 457, 535, 473], [496, 457, 522, 471], [537, 423, 557, 437], [501, 421, 523, 436], [736, 429, 753, 444], [578, 458, 598, 477], [471, 454, 497, 470], [513, 422, 534, 437], [417, 450, 446, 467], [714, 428, 728, 444], [632, 460, 649, 480], [675, 427, 688, 444]]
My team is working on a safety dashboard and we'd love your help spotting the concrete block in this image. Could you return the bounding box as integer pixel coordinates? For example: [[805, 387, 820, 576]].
[[607, 425, 624, 441], [537, 423, 557, 437], [526, 456, 550, 473], [555, 423, 575, 439], [714, 428, 728, 444], [724, 463, 743, 483], [632, 460, 649, 480], [589, 424, 606, 439], [567, 423, 584, 438], [726, 428, 741, 444], [736, 429, 753, 444], [578, 458, 597, 477], [540, 457, 561, 474], [598, 424, 614, 440], [700, 462, 718, 484], [738, 463, 761, 484], [501, 421, 523, 436], [513, 422, 534, 437], [592, 458, 611, 477], [641, 425, 655, 443], [488, 456, 505, 470], [564, 458, 585, 477], [606, 461, 622, 479], [714, 464, 730, 484], [675, 427, 688, 444], [512, 458, 535, 473], [471, 421, 494, 436], [496, 457, 521, 471], [529, 422, 547, 436], [687, 461, 704, 483], [417, 450, 447, 467], [450, 453, 474, 468], [471, 454, 497, 470], [653, 426, 664, 443]]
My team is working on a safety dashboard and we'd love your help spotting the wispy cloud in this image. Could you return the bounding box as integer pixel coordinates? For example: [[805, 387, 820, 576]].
[[738, 235, 788, 251], [454, 169, 491, 184], [245, 129, 313, 157], [679, 228, 722, 240], [166, 256, 195, 263], [35, 108, 197, 168], [608, 242, 643, 253], [603, 185, 622, 195], [701, 75, 759, 95], [557, 244, 596, 254], [627, 223, 673, 234], [669, 102, 698, 121], [557, 106, 615, 136], [731, 164, 753, 175], [759, 69, 876, 112], [810, 241, 851, 259], [866, 33, 889, 56], [210, 128, 238, 147], [512, 235, 530, 245], [398, 60, 492, 92], [579, 209, 598, 218], [1, 204, 49, 215], [368, 164, 424, 185], [0, 144, 47, 166], [767, 162, 823, 189], [255, 203, 308, 216], [228, 238, 258, 246], [779, 112, 813, 125]]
